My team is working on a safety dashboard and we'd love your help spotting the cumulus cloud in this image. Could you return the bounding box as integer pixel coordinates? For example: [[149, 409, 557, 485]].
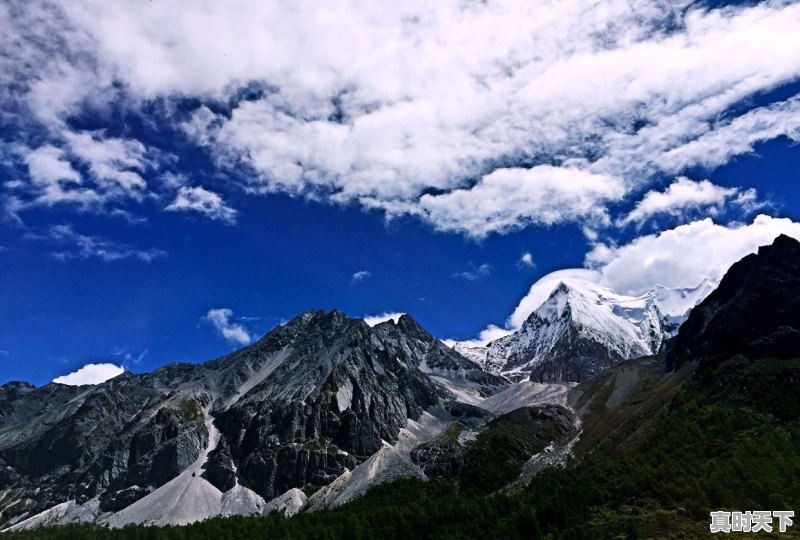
[[47, 224, 166, 262], [588, 214, 800, 295], [444, 324, 513, 349], [204, 308, 252, 346], [621, 177, 755, 226], [518, 251, 535, 269], [453, 263, 492, 281], [351, 270, 371, 283], [3, 1, 800, 236], [166, 186, 237, 223], [419, 167, 624, 237], [467, 214, 800, 341], [363, 312, 405, 327], [53, 362, 124, 385]]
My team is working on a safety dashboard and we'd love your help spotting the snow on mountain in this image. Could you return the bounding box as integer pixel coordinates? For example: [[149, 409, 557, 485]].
[[455, 277, 710, 383], [651, 278, 718, 319]]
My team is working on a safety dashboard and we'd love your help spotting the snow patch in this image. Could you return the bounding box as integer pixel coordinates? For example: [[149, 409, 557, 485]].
[[426, 374, 485, 406], [336, 379, 353, 412]]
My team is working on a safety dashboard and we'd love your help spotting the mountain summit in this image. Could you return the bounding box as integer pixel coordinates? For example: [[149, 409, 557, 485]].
[[456, 279, 688, 382], [667, 234, 800, 372], [0, 310, 506, 529]]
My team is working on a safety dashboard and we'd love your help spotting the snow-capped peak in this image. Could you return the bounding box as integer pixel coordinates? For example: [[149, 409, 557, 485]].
[[650, 278, 718, 318], [454, 276, 705, 383]]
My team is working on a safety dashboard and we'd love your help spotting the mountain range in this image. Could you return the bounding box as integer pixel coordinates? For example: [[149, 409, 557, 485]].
[[1, 235, 798, 534]]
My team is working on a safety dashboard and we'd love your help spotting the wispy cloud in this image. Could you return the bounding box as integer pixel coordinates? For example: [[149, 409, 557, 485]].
[[620, 177, 759, 227], [203, 308, 252, 346], [110, 346, 147, 366], [47, 224, 166, 262], [7, 132, 155, 219], [453, 263, 492, 281], [517, 251, 535, 269], [351, 270, 371, 283], [166, 185, 237, 224]]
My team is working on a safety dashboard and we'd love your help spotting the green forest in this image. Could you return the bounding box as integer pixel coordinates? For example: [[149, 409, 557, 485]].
[[7, 368, 800, 540]]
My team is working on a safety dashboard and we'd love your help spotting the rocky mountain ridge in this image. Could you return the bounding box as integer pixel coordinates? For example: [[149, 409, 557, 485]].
[[0, 310, 509, 529]]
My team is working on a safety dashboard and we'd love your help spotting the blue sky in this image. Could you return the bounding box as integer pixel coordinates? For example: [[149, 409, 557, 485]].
[[1, 0, 800, 385]]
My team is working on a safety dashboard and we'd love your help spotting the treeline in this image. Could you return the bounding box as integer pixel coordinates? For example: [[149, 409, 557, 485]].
[[6, 386, 800, 539]]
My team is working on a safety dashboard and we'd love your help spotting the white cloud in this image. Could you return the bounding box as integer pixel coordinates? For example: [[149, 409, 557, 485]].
[[166, 186, 237, 223], [53, 362, 124, 385], [351, 270, 371, 283], [517, 251, 535, 269], [588, 214, 800, 295], [110, 346, 147, 366], [466, 214, 800, 340], [621, 177, 754, 226], [3, 1, 800, 236], [508, 268, 603, 329], [651, 94, 800, 175], [20, 144, 96, 208], [62, 131, 149, 194], [419, 167, 625, 237], [8, 131, 155, 217], [363, 312, 405, 327], [204, 308, 252, 346], [48, 224, 166, 262], [453, 263, 493, 281], [444, 324, 513, 349], [25, 144, 81, 185]]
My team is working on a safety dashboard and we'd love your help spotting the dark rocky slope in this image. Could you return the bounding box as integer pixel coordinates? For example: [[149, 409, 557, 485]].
[[0, 310, 506, 528], [668, 234, 800, 372]]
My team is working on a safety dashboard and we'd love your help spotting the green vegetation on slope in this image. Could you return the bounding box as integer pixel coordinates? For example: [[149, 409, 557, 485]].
[[7, 361, 800, 539]]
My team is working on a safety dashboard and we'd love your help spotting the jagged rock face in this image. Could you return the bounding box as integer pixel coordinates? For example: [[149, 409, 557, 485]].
[[460, 281, 671, 383], [413, 405, 578, 492], [0, 376, 209, 522], [667, 234, 800, 372], [411, 424, 470, 478], [202, 438, 237, 492], [378, 315, 509, 397], [0, 309, 507, 527], [410, 401, 494, 479], [213, 310, 453, 500]]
